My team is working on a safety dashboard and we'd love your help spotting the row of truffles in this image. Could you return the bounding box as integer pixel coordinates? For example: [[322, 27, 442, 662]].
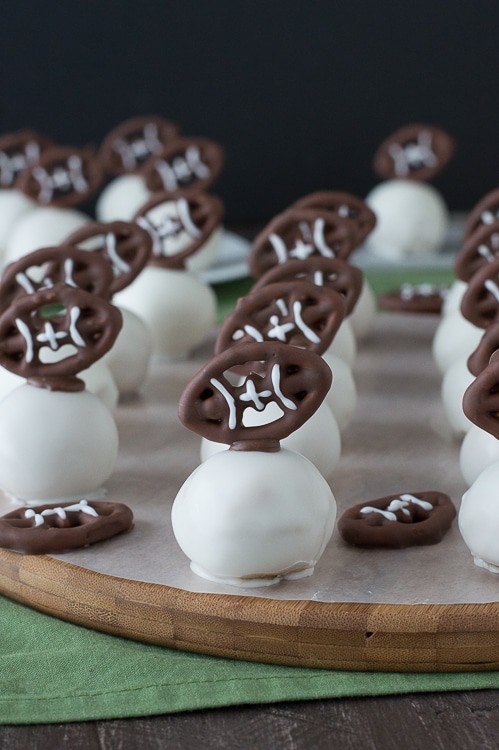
[[172, 189, 379, 586], [0, 116, 226, 278], [171, 189, 457, 586], [431, 188, 499, 573]]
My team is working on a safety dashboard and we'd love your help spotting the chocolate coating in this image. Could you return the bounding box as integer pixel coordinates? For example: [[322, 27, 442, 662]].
[[378, 283, 447, 314], [460, 257, 499, 329], [215, 281, 345, 356], [0, 129, 54, 188], [463, 187, 499, 240], [0, 245, 114, 312], [99, 115, 180, 175], [179, 341, 332, 450], [252, 257, 363, 316], [338, 491, 456, 548], [467, 322, 499, 376], [15, 146, 103, 207], [463, 355, 499, 439], [64, 220, 152, 295], [249, 207, 356, 279], [454, 220, 499, 282], [134, 190, 224, 269], [142, 137, 224, 195], [0, 285, 122, 390], [292, 190, 376, 246], [373, 123, 455, 181], [0, 499, 133, 554]]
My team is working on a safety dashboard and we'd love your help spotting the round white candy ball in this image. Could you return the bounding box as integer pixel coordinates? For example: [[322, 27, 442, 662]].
[[366, 180, 448, 260], [323, 318, 357, 367], [432, 312, 483, 375], [4, 206, 89, 265], [459, 425, 499, 486], [459, 462, 499, 572], [96, 174, 151, 223], [0, 385, 118, 503], [348, 278, 377, 340], [172, 447, 336, 586], [102, 306, 153, 398], [321, 351, 357, 431], [441, 358, 474, 439], [115, 266, 217, 360], [0, 190, 36, 258]]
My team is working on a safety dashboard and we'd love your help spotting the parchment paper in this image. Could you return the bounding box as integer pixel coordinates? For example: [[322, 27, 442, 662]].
[[2, 312, 497, 604]]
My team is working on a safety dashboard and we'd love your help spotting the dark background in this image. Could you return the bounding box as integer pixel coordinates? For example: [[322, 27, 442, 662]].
[[0, 1, 497, 221]]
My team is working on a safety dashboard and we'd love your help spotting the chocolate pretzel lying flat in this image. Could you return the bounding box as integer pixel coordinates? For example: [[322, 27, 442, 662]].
[[0, 499, 133, 554], [338, 491, 456, 548]]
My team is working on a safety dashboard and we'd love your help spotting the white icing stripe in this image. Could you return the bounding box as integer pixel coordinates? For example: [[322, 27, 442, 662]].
[[292, 300, 320, 344], [276, 298, 288, 316], [15, 272, 36, 294], [244, 325, 264, 342], [25, 508, 44, 526], [239, 379, 272, 410], [210, 377, 237, 430], [478, 244, 495, 262], [313, 218, 334, 257], [16, 317, 34, 362], [64, 258, 77, 287], [136, 215, 162, 256], [105, 233, 131, 274], [271, 364, 297, 411], [313, 270, 324, 286], [484, 278, 499, 303], [177, 197, 202, 238], [69, 307, 85, 347], [360, 506, 397, 521], [399, 493, 433, 511], [268, 233, 288, 264]]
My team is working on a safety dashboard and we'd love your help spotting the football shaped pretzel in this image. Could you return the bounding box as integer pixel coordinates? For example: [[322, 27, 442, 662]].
[[252, 257, 363, 316], [142, 137, 224, 195], [215, 281, 345, 356], [292, 191, 376, 246], [15, 146, 103, 207], [463, 354, 499, 439], [373, 123, 455, 181], [463, 187, 499, 240], [0, 245, 114, 312], [99, 115, 180, 175], [249, 207, 356, 278], [467, 321, 499, 377], [179, 341, 332, 450], [460, 258, 499, 329], [64, 220, 152, 295], [454, 220, 499, 282], [0, 285, 122, 389], [0, 129, 54, 188], [134, 191, 224, 269]]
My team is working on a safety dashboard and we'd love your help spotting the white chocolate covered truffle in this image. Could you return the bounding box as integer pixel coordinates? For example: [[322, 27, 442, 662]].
[[366, 180, 448, 260], [102, 306, 153, 398], [459, 462, 499, 573], [115, 266, 216, 360], [441, 358, 474, 438], [432, 312, 483, 375], [172, 447, 336, 587], [4, 206, 89, 266], [0, 191, 36, 258], [0, 385, 118, 503], [459, 425, 499, 486]]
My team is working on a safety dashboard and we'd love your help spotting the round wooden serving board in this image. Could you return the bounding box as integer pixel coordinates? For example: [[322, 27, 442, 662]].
[[0, 312, 497, 672]]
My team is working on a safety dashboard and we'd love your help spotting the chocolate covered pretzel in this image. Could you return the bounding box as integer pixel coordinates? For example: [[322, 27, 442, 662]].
[[215, 281, 345, 356], [252, 257, 363, 316], [378, 283, 447, 314], [99, 115, 180, 175], [134, 190, 224, 269], [454, 220, 499, 282], [142, 137, 224, 195], [460, 258, 499, 329], [292, 191, 376, 246], [64, 220, 152, 295], [463, 187, 499, 239], [0, 246, 114, 313], [249, 207, 356, 278], [0, 499, 133, 554], [0, 285, 122, 390], [463, 353, 499, 439], [15, 146, 103, 207], [467, 321, 499, 376], [373, 123, 455, 181], [0, 129, 54, 188], [338, 491, 456, 548], [179, 341, 332, 452]]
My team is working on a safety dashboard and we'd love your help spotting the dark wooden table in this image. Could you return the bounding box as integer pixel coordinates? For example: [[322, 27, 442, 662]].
[[2, 690, 498, 749]]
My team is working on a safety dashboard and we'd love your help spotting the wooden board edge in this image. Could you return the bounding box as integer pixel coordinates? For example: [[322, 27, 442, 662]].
[[1, 549, 498, 673]]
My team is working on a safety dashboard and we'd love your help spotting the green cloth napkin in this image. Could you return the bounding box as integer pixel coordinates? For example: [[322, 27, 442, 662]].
[[2, 266, 497, 726], [1, 597, 497, 725]]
